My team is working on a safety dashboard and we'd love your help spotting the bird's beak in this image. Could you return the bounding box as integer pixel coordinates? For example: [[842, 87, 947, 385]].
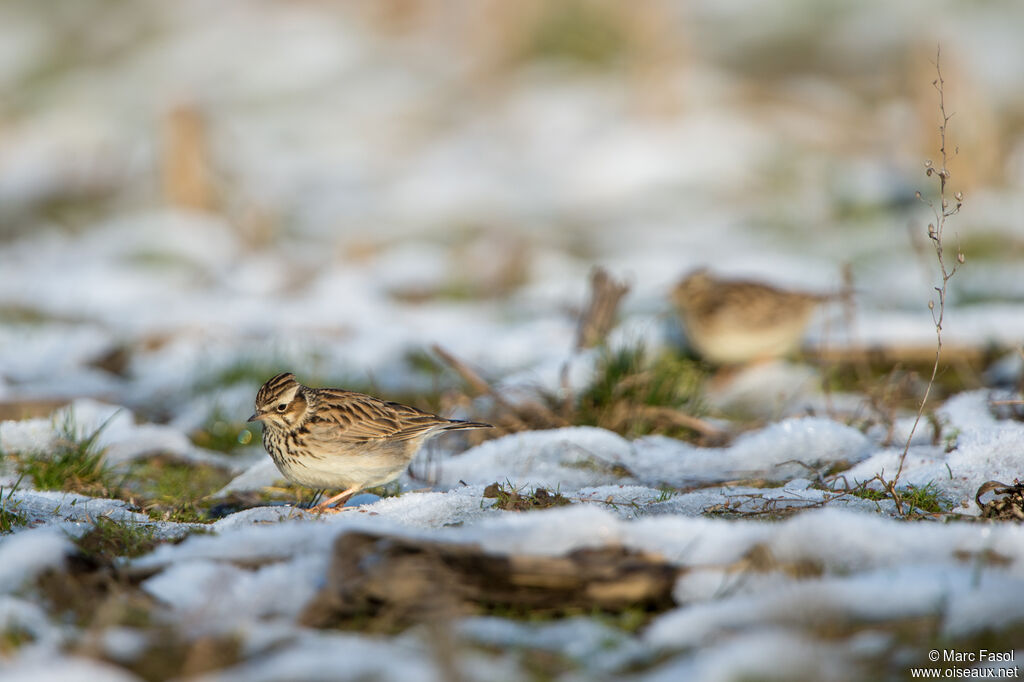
[[248, 413, 263, 423]]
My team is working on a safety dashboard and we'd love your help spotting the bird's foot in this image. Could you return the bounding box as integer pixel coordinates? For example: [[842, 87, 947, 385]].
[[308, 486, 360, 514]]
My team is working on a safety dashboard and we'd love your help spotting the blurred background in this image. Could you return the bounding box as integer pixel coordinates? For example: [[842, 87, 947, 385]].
[[2, 0, 1024, 431]]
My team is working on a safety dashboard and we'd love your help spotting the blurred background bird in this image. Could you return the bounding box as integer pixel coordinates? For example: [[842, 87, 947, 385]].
[[672, 269, 839, 365]]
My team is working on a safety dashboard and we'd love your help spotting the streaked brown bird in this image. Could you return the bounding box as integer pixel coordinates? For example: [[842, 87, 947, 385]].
[[672, 268, 833, 364], [249, 372, 491, 512]]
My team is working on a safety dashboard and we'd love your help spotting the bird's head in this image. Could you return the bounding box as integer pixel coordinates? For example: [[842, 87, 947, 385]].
[[249, 372, 307, 429]]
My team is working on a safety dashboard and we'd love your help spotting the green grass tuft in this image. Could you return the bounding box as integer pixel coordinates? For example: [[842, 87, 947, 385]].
[[0, 476, 28, 533], [901, 482, 948, 514], [845, 481, 949, 515], [75, 516, 159, 562], [849, 487, 887, 502], [574, 343, 705, 439], [0, 503, 27, 534], [14, 412, 123, 498]]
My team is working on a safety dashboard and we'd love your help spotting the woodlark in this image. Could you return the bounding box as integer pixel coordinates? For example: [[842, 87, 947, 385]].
[[672, 268, 833, 364], [249, 372, 491, 512]]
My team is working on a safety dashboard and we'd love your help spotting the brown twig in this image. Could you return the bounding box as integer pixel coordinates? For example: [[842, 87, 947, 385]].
[[431, 344, 568, 432], [575, 267, 630, 350], [431, 344, 496, 400]]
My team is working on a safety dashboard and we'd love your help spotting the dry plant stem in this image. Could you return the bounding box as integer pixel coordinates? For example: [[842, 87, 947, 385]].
[[431, 344, 567, 431], [566, 267, 629, 417], [431, 344, 497, 400], [893, 47, 964, 508], [626, 405, 723, 438], [575, 267, 630, 350], [431, 343, 522, 424]]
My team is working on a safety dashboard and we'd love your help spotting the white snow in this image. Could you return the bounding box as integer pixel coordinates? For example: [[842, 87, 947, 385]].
[[0, 657, 143, 682], [0, 417, 59, 457], [0, 528, 71, 594], [637, 630, 852, 682], [632, 417, 872, 485], [0, 596, 66, 660], [459, 616, 647, 673], [435, 426, 636, 489], [435, 417, 871, 492], [187, 630, 440, 682], [141, 555, 328, 632]]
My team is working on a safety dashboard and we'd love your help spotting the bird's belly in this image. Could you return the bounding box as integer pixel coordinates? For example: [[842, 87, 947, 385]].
[[274, 447, 413, 491], [689, 320, 808, 364]]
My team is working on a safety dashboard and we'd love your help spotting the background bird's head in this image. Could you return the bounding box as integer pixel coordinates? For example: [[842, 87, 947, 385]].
[[672, 268, 715, 309]]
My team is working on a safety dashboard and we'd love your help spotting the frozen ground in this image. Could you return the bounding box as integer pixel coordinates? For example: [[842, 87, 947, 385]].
[[2, 390, 1024, 680], [3, 0, 1024, 680]]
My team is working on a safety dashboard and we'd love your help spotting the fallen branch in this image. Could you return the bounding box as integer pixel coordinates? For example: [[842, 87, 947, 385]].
[[301, 531, 679, 631]]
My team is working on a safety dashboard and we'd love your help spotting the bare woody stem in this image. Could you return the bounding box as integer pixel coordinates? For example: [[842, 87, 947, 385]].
[[893, 46, 964, 500]]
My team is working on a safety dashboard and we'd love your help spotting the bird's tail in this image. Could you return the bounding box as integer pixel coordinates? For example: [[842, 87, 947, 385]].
[[442, 419, 493, 431]]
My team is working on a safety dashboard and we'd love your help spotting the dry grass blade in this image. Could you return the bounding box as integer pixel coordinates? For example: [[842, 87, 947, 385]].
[[616, 404, 723, 439], [431, 344, 496, 399], [432, 343, 569, 432], [434, 339, 711, 442]]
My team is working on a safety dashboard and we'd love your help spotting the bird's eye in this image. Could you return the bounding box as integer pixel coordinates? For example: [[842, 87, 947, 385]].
[[276, 403, 287, 412]]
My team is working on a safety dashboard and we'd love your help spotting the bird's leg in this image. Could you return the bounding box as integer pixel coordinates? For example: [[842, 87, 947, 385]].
[[310, 486, 361, 513], [306, 489, 326, 509]]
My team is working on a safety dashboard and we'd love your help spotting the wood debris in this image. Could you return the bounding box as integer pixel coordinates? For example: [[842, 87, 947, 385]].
[[301, 531, 680, 631], [976, 479, 1024, 521]]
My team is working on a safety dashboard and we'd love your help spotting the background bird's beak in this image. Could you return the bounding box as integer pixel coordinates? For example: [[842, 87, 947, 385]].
[[247, 413, 262, 422]]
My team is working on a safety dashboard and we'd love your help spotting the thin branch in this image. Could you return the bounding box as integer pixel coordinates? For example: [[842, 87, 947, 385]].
[[892, 46, 965, 511]]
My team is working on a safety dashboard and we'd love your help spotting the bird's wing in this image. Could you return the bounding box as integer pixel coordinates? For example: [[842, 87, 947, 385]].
[[304, 390, 449, 445]]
